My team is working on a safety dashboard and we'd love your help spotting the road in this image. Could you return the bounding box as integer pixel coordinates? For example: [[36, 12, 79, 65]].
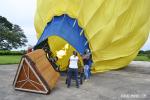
[[0, 61, 150, 100]]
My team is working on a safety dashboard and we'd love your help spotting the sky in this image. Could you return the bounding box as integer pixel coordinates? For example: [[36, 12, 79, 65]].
[[0, 0, 37, 50], [0, 0, 149, 51]]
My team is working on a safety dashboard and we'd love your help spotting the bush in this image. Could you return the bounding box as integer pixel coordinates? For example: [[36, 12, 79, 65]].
[[0, 50, 25, 55]]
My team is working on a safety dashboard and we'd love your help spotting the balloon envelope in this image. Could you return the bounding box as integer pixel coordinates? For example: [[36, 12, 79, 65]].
[[34, 0, 150, 73]]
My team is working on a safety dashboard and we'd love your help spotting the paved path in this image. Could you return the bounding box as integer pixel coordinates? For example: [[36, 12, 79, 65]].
[[0, 61, 150, 100]]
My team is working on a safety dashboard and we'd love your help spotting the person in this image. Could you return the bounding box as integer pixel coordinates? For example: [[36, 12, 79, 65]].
[[27, 45, 33, 53], [82, 49, 91, 81], [67, 51, 79, 88], [42, 42, 52, 58], [49, 56, 60, 72], [43, 44, 60, 72]]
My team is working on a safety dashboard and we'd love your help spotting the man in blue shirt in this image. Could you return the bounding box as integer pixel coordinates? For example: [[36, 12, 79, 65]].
[[82, 49, 91, 81]]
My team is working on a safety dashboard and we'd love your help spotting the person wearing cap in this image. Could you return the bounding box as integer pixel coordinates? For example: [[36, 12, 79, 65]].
[[82, 49, 91, 81], [67, 51, 79, 88]]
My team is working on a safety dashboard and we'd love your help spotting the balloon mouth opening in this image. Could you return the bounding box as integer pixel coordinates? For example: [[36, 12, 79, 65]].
[[46, 36, 85, 71], [34, 14, 92, 70]]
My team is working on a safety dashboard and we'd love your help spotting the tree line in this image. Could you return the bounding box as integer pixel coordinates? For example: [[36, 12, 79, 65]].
[[138, 50, 150, 58], [139, 50, 150, 54]]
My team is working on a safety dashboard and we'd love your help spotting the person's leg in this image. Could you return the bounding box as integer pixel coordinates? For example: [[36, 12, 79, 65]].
[[67, 68, 72, 88], [88, 60, 92, 79], [84, 65, 87, 79], [80, 72, 83, 84], [88, 66, 91, 78], [87, 65, 90, 79], [84, 65, 88, 80], [74, 69, 79, 88]]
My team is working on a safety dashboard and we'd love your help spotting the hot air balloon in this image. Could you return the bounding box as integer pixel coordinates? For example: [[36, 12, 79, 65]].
[[34, 0, 150, 73]]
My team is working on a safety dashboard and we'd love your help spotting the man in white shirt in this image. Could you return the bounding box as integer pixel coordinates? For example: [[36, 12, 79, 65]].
[[67, 51, 79, 88]]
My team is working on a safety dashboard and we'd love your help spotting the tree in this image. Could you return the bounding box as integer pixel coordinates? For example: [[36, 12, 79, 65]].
[[0, 16, 12, 30], [0, 16, 27, 50], [138, 50, 144, 54]]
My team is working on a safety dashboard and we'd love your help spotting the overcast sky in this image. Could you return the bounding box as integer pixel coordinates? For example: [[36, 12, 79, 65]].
[[0, 0, 149, 50], [0, 0, 37, 50]]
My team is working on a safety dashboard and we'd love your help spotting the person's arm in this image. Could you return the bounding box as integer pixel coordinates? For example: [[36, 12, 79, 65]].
[[67, 59, 70, 69]]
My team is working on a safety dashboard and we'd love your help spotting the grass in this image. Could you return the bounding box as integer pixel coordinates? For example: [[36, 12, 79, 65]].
[[0, 55, 149, 65], [0, 55, 22, 65], [134, 55, 150, 61]]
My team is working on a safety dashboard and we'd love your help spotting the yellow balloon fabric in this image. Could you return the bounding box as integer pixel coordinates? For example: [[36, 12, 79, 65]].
[[34, 0, 150, 73], [47, 36, 83, 71]]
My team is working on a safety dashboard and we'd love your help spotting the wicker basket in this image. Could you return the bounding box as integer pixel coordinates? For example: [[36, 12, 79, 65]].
[[13, 49, 60, 94]]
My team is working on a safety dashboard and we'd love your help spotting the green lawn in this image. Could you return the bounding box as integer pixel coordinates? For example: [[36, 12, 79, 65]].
[[0, 55, 149, 65], [134, 55, 150, 61], [0, 55, 22, 65]]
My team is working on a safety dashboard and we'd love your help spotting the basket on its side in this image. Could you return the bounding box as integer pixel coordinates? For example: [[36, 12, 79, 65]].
[[13, 49, 60, 94]]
